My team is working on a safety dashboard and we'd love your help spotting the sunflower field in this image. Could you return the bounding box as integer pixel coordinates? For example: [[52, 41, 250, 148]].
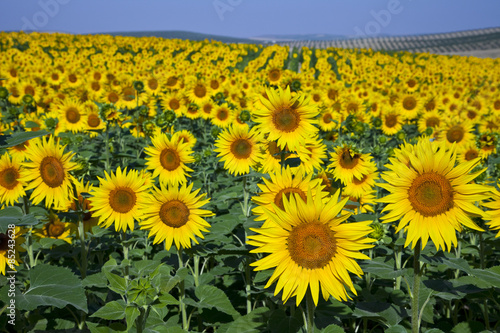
[[1, 31, 500, 333]]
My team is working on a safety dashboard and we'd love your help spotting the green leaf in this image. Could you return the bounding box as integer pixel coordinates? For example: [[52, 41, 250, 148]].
[[160, 267, 188, 293], [385, 325, 408, 333], [353, 302, 405, 326], [471, 266, 500, 288], [91, 300, 126, 320], [185, 284, 239, 318], [158, 293, 179, 306], [125, 306, 141, 331], [0, 207, 39, 232], [268, 309, 303, 333], [320, 324, 346, 333], [451, 321, 485, 333], [360, 257, 404, 279], [82, 272, 108, 288], [16, 264, 88, 312], [217, 307, 268, 333], [420, 254, 473, 274], [104, 271, 127, 294], [0, 130, 50, 148]]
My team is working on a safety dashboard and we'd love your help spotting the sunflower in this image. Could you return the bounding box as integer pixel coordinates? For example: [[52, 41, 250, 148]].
[[343, 163, 379, 199], [318, 109, 339, 132], [214, 125, 262, 176], [145, 132, 194, 186], [295, 136, 327, 175], [436, 120, 475, 153], [377, 138, 490, 251], [254, 86, 318, 152], [172, 130, 197, 149], [266, 67, 283, 85], [248, 188, 374, 305], [252, 167, 327, 225], [0, 227, 26, 275], [482, 189, 500, 237], [33, 211, 76, 244], [211, 103, 234, 128], [68, 179, 99, 236], [20, 136, 78, 209], [0, 153, 26, 206], [397, 92, 423, 120], [259, 140, 300, 174], [90, 167, 151, 232], [328, 146, 374, 185], [186, 80, 211, 104], [139, 183, 214, 250], [55, 98, 88, 133], [161, 92, 184, 117], [381, 110, 403, 136], [417, 110, 442, 135]]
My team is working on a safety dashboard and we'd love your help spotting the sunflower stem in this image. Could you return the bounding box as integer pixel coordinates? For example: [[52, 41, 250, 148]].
[[104, 129, 111, 171], [78, 219, 87, 279], [27, 226, 35, 269], [394, 230, 404, 290], [305, 289, 315, 333], [121, 230, 129, 281], [177, 247, 188, 331], [411, 240, 422, 333], [242, 175, 253, 314]]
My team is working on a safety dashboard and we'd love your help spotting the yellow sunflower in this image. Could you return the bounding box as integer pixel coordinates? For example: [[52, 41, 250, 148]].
[[377, 138, 490, 251], [254, 86, 319, 152], [248, 188, 374, 305], [258, 140, 300, 174], [0, 227, 26, 275], [20, 136, 78, 208], [90, 167, 151, 232], [0, 153, 26, 206], [210, 103, 234, 128], [214, 125, 263, 176], [436, 120, 475, 153], [252, 167, 327, 226], [482, 189, 500, 237], [328, 146, 374, 185], [33, 211, 76, 244], [55, 98, 88, 133], [145, 133, 195, 186], [139, 183, 214, 250], [381, 111, 403, 136]]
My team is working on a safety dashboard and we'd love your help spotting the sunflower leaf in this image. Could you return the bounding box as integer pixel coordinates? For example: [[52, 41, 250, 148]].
[[217, 307, 269, 333], [0, 130, 49, 148], [15, 263, 88, 312], [90, 300, 126, 320], [185, 284, 240, 318]]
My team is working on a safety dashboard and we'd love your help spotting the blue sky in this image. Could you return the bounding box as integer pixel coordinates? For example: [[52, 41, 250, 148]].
[[1, 0, 499, 38]]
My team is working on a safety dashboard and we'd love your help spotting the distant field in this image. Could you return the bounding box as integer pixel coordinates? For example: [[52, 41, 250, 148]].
[[106, 27, 500, 58]]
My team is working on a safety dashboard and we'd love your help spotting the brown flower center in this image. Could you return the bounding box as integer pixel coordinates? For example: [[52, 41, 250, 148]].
[[446, 125, 465, 143], [403, 96, 417, 111], [274, 188, 306, 211], [0, 167, 19, 190], [288, 223, 337, 269], [464, 149, 479, 161], [87, 114, 101, 128], [338, 148, 360, 169], [194, 84, 206, 98], [426, 117, 440, 128], [230, 139, 252, 159], [160, 200, 189, 228], [408, 172, 453, 217], [65, 107, 81, 124], [268, 69, 281, 82], [385, 114, 398, 128], [47, 221, 65, 237], [272, 107, 300, 133], [160, 148, 181, 171], [148, 78, 158, 90], [109, 187, 136, 213], [40, 156, 65, 188]]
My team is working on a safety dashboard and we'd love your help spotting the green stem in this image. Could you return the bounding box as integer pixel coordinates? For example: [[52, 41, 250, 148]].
[[177, 247, 188, 331], [245, 256, 252, 314], [78, 219, 88, 279], [412, 240, 422, 333], [479, 233, 485, 269], [27, 226, 35, 269], [395, 230, 403, 290], [104, 129, 111, 171], [121, 231, 129, 281], [305, 289, 316, 333]]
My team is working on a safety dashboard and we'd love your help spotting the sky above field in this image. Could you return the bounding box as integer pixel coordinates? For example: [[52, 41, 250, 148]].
[[2, 0, 500, 38]]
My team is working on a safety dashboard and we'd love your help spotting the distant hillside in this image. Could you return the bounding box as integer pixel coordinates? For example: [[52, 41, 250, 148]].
[[96, 28, 500, 58], [100, 30, 257, 44]]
